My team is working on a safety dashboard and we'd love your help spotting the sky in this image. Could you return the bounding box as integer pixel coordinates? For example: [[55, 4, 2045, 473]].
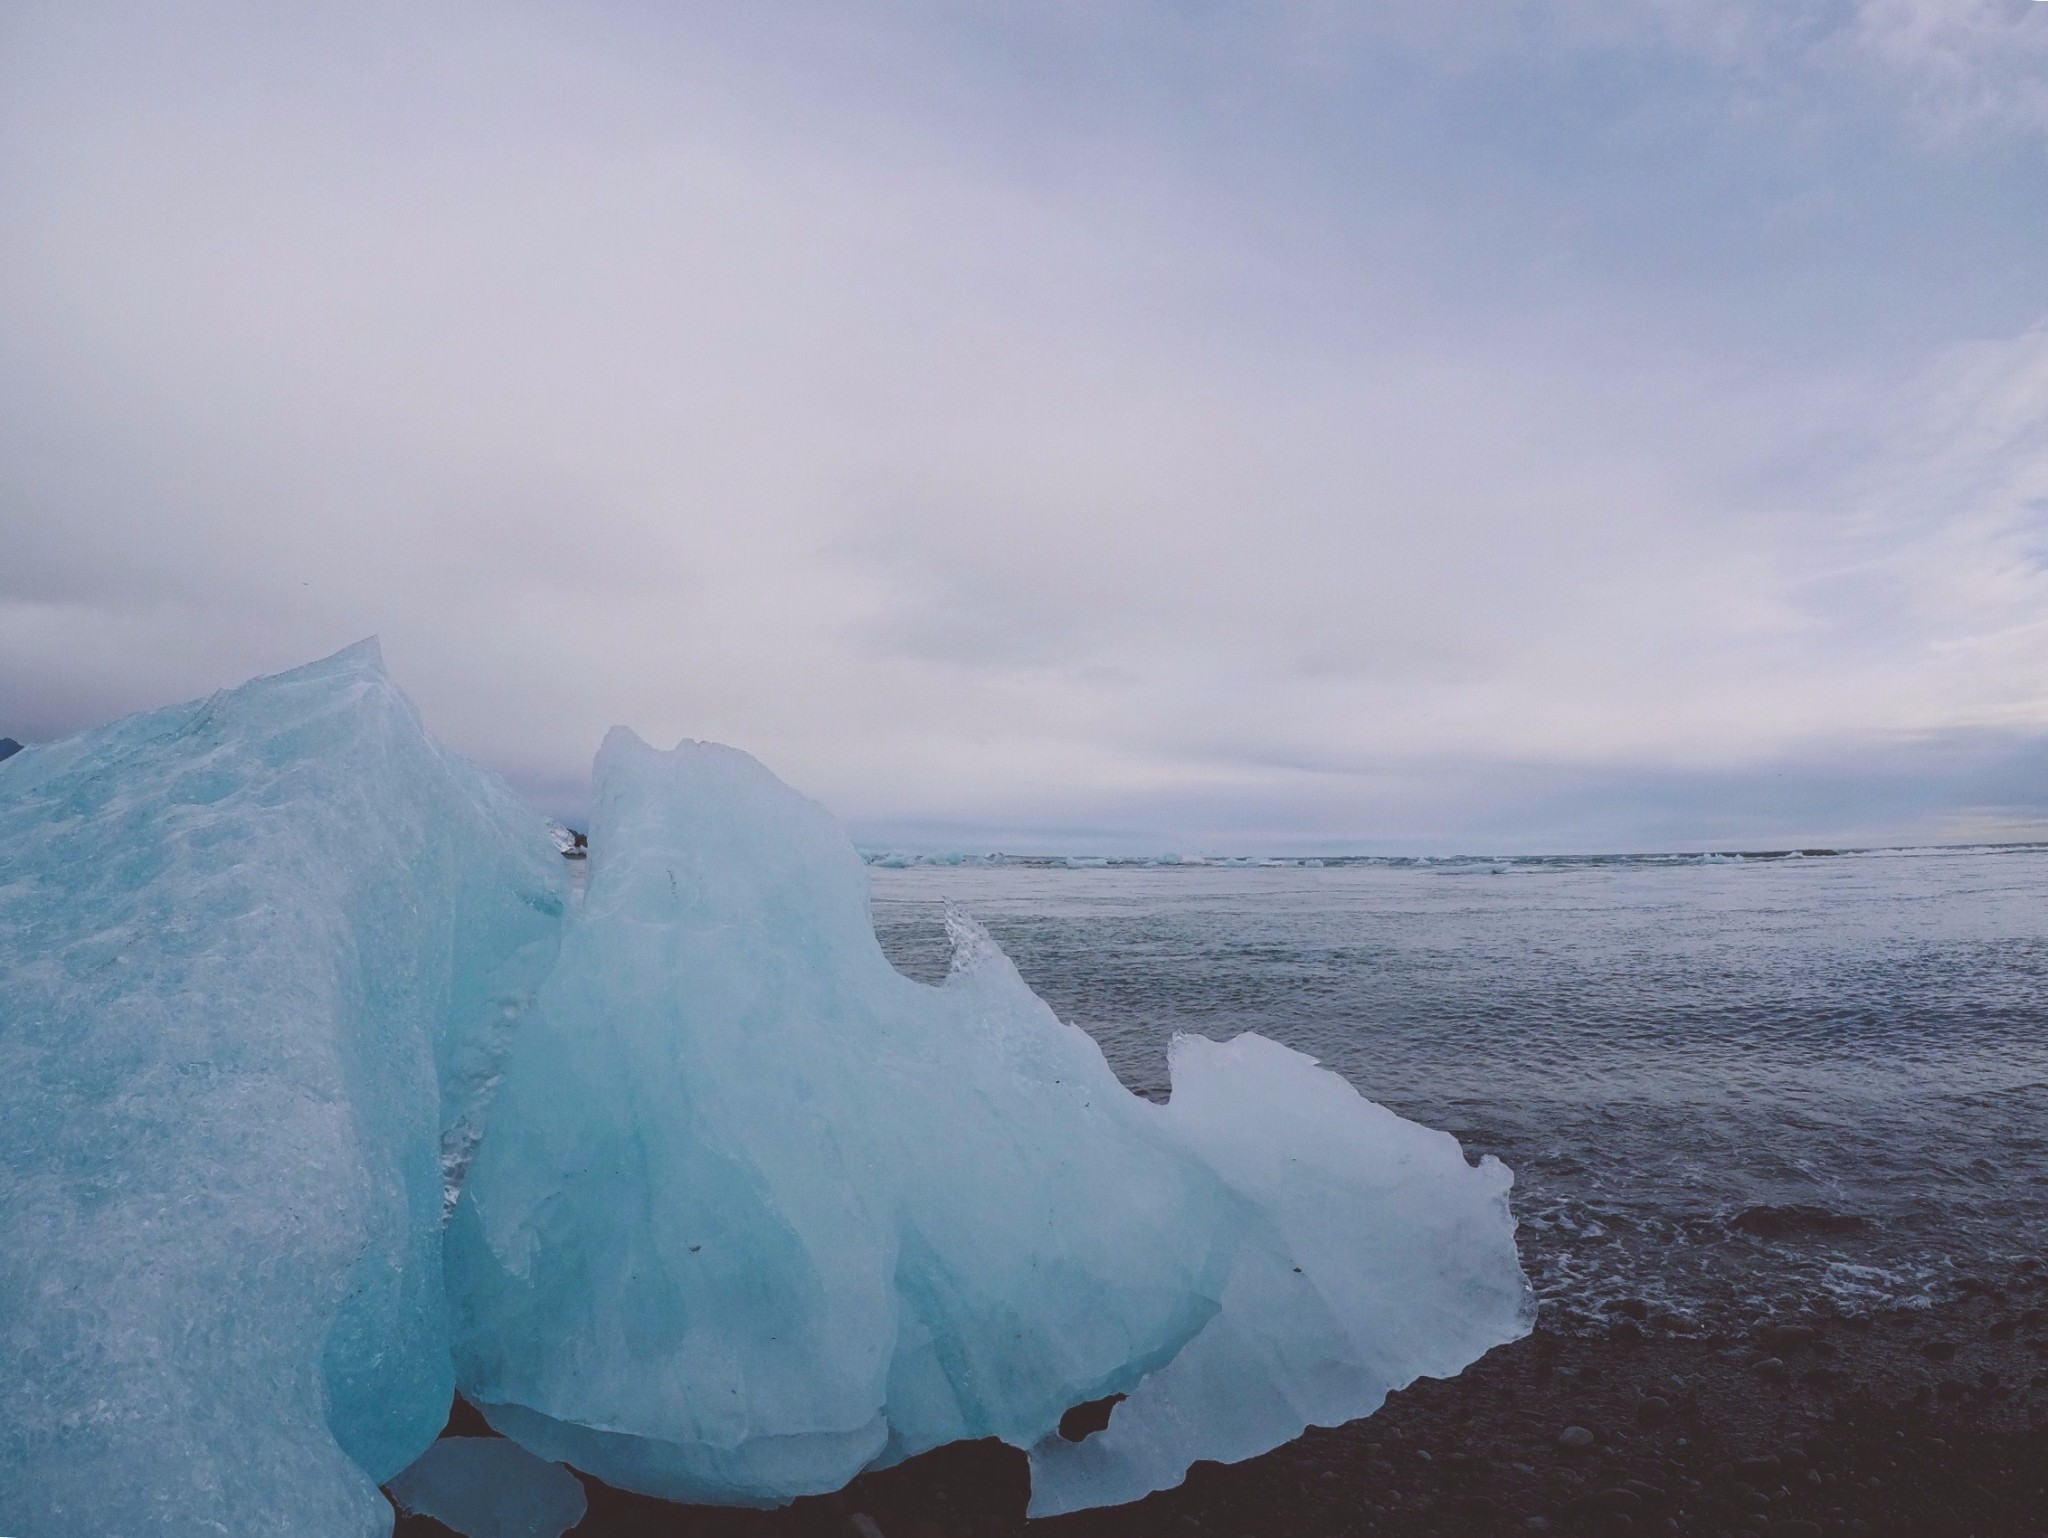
[[5, 1, 2048, 854]]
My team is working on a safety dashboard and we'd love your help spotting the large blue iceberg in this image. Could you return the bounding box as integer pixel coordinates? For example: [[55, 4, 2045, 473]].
[[0, 650, 1532, 1535], [446, 730, 1246, 1502], [0, 645, 565, 1538]]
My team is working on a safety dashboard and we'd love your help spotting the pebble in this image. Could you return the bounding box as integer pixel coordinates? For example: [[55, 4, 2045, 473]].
[[1635, 1394, 1670, 1425], [1751, 1356, 1788, 1381], [1559, 1425, 1596, 1450], [849, 1516, 887, 1538]]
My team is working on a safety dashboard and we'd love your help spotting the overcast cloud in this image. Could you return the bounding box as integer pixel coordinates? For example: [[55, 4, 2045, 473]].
[[5, 1, 2048, 852]]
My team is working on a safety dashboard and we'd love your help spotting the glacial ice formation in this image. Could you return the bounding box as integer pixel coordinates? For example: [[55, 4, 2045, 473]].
[[447, 730, 1245, 1504], [0, 650, 1531, 1534], [387, 1438, 587, 1538], [447, 729, 1534, 1510], [0, 645, 565, 1538]]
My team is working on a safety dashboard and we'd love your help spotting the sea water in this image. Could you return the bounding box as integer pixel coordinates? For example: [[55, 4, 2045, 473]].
[[871, 846, 2048, 1336]]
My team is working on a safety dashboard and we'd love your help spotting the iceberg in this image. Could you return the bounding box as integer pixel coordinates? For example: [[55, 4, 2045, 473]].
[[447, 730, 1532, 1510], [1, 651, 1530, 1532], [447, 731, 1244, 1504], [387, 1437, 587, 1538], [0, 645, 565, 1538]]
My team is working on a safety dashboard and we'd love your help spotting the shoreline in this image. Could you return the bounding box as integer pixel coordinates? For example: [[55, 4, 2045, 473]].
[[397, 1271, 2048, 1537]]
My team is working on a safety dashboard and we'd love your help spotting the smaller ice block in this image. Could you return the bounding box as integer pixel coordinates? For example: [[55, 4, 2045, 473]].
[[388, 1438, 587, 1538]]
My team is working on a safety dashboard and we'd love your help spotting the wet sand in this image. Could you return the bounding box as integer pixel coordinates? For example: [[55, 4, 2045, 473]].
[[395, 1263, 2048, 1538]]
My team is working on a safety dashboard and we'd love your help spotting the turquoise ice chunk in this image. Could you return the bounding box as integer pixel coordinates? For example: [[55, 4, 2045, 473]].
[[448, 730, 1242, 1505], [0, 644, 564, 1538], [1027, 1032, 1535, 1513]]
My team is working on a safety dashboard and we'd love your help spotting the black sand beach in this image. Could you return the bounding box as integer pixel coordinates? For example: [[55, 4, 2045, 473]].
[[396, 1263, 2048, 1538]]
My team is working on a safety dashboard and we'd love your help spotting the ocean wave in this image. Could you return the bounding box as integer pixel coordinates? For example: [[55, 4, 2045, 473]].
[[1729, 1203, 1873, 1239]]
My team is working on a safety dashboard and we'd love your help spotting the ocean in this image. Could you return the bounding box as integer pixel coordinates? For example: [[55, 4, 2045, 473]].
[[870, 844, 2048, 1338]]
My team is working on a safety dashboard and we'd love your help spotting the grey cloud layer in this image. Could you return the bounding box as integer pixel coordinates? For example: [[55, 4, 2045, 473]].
[[3, 1, 2047, 850]]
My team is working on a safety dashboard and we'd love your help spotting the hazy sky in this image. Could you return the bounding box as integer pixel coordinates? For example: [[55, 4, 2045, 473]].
[[6, 2, 2048, 852]]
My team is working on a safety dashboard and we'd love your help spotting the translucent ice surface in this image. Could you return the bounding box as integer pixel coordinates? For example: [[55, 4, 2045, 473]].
[[449, 730, 1242, 1505], [388, 1438, 587, 1538], [1027, 1032, 1535, 1514], [449, 730, 1531, 1510], [0, 645, 564, 1538]]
